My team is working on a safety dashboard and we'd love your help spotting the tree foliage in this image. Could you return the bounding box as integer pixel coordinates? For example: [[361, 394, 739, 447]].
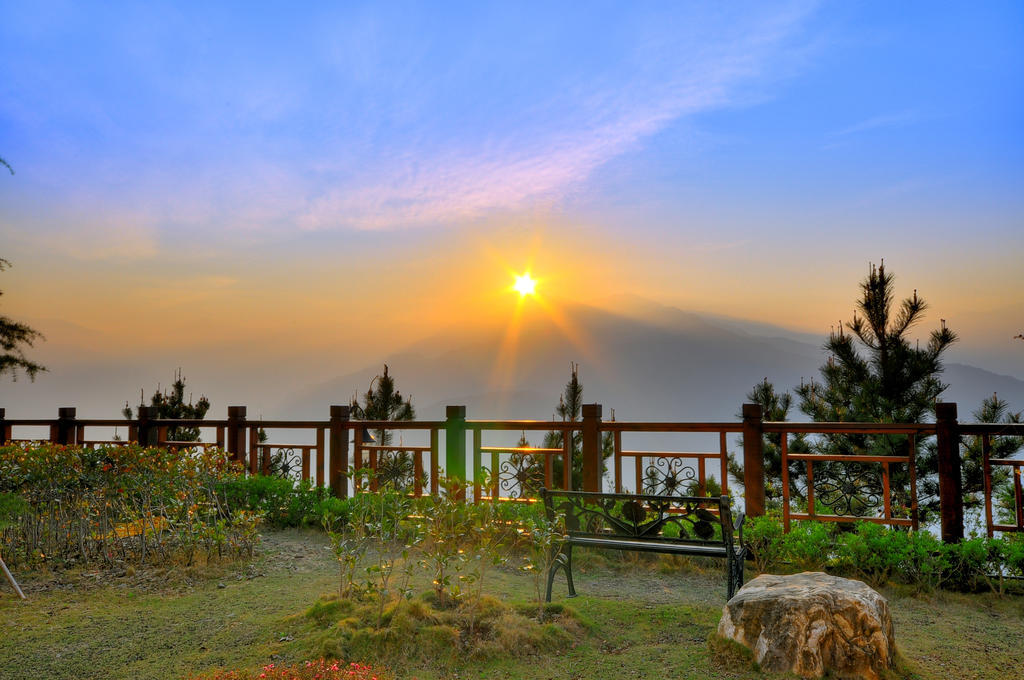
[[736, 263, 958, 517], [349, 365, 416, 489], [919, 394, 1023, 518], [0, 258, 46, 381], [796, 261, 957, 426], [123, 369, 211, 442], [728, 378, 810, 508], [542, 363, 613, 491]]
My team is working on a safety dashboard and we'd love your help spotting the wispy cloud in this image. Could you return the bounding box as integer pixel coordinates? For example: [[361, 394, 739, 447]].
[[0, 2, 819, 236], [835, 110, 918, 137], [296, 5, 818, 230]]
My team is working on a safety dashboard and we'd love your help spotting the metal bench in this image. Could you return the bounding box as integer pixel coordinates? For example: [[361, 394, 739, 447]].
[[540, 489, 746, 601]]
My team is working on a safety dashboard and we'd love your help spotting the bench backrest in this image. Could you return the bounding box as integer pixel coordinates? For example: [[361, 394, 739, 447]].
[[540, 489, 737, 549]]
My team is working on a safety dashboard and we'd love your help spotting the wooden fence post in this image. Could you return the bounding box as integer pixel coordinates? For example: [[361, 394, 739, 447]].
[[581, 403, 603, 492], [445, 405, 467, 499], [329, 405, 350, 498], [226, 406, 247, 466], [935, 402, 963, 543], [742, 403, 765, 518], [136, 405, 154, 446], [54, 407, 77, 446], [0, 408, 10, 443]]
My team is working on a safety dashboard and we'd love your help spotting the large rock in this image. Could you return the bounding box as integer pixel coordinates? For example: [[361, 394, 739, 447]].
[[717, 572, 895, 680]]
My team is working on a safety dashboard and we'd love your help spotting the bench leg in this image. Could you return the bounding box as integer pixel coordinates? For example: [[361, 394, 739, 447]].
[[546, 544, 576, 602], [565, 543, 576, 598], [727, 550, 744, 599]]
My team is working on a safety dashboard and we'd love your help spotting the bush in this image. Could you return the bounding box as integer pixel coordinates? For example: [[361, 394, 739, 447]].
[[836, 522, 904, 587], [780, 520, 835, 572], [739, 514, 1024, 594], [743, 513, 786, 574], [217, 476, 348, 529], [0, 442, 260, 569]]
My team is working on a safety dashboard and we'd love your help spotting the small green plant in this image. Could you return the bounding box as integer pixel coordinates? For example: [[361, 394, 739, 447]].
[[520, 508, 567, 616], [781, 520, 834, 571], [417, 477, 474, 607], [462, 491, 516, 634], [743, 513, 786, 573]]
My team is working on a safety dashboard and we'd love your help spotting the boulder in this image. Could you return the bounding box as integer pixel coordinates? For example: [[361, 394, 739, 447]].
[[717, 572, 895, 679]]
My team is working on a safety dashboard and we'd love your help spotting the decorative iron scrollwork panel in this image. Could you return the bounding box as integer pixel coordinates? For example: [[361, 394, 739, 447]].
[[267, 447, 302, 481], [642, 457, 698, 496], [498, 453, 545, 500], [812, 461, 881, 516]]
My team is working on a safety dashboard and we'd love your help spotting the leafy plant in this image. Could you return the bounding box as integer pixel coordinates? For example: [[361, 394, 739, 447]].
[[520, 508, 567, 616], [743, 513, 786, 574]]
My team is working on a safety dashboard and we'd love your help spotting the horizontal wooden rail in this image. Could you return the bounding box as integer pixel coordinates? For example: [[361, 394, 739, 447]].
[[960, 423, 1024, 436], [764, 422, 933, 434], [480, 446, 562, 454], [467, 420, 577, 431], [787, 453, 913, 464], [787, 513, 915, 527], [619, 450, 722, 459], [603, 422, 742, 433]]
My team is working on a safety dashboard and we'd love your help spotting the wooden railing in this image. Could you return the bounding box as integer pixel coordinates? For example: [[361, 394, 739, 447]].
[[2, 401, 1022, 542], [605, 421, 740, 497], [766, 422, 931, 531], [961, 422, 1024, 537]]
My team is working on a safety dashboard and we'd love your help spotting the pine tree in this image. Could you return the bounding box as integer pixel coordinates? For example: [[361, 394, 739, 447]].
[[728, 378, 810, 507], [0, 162, 42, 381], [349, 365, 415, 489], [0, 258, 45, 381], [792, 262, 957, 516], [796, 261, 957, 425], [919, 394, 1023, 519], [124, 369, 211, 442], [544, 363, 613, 490]]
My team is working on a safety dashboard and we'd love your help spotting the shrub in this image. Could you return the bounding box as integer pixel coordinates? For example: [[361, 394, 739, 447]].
[[743, 513, 786, 573], [0, 442, 259, 569], [835, 522, 904, 587], [217, 476, 345, 529], [738, 514, 1023, 594], [780, 520, 835, 571]]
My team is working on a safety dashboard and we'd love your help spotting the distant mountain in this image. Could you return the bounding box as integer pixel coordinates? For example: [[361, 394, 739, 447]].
[[7, 297, 1021, 426], [281, 298, 1024, 423]]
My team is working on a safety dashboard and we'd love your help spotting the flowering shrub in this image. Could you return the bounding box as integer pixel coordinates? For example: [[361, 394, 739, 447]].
[[0, 442, 260, 568], [189, 660, 384, 680]]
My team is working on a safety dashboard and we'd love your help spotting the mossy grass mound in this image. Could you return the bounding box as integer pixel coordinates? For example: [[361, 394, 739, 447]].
[[306, 592, 583, 671]]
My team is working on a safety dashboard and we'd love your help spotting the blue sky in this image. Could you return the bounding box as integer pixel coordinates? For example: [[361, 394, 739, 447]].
[[1, 1, 1022, 375]]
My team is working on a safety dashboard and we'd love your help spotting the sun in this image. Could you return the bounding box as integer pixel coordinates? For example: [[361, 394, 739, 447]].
[[513, 272, 537, 296]]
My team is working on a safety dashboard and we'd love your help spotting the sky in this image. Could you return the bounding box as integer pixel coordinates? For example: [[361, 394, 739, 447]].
[[1, 0, 1022, 408]]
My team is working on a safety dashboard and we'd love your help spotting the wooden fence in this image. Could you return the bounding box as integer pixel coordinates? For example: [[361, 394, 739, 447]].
[[2, 401, 1022, 542]]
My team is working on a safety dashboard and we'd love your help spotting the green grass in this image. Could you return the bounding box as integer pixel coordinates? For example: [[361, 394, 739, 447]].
[[1, 530, 1022, 679]]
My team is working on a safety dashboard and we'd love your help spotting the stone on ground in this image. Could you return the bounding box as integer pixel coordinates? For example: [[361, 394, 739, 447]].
[[717, 571, 895, 680]]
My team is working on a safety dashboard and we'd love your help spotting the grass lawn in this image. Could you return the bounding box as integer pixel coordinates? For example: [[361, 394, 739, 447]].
[[2, 530, 1022, 679]]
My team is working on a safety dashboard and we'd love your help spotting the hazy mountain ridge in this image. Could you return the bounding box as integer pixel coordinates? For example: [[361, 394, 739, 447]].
[[4, 298, 1020, 423], [282, 299, 1024, 423]]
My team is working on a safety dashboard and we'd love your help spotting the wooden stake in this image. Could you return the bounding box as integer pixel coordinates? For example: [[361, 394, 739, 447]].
[[0, 553, 26, 600]]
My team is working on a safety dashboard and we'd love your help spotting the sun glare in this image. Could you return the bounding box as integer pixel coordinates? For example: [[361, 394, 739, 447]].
[[513, 272, 537, 296]]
